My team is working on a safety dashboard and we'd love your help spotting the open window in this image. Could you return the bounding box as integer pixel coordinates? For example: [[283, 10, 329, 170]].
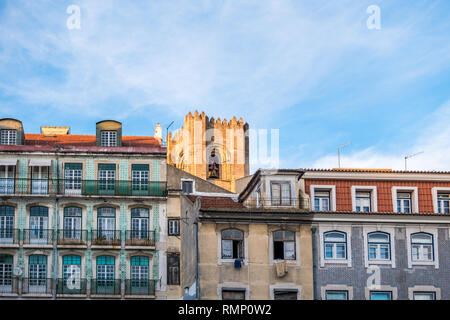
[[273, 230, 295, 260], [221, 229, 244, 259]]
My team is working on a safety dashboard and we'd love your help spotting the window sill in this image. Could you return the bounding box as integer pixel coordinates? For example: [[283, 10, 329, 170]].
[[219, 259, 248, 266]]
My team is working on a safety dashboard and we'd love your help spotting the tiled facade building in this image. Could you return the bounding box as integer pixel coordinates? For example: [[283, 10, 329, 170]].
[[0, 118, 168, 299]]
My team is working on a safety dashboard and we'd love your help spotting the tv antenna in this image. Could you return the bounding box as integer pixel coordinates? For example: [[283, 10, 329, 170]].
[[165, 121, 174, 147], [337, 142, 351, 168], [404, 151, 424, 170]]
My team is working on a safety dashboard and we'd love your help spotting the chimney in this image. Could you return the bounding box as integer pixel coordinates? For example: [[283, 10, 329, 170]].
[[154, 123, 162, 144]]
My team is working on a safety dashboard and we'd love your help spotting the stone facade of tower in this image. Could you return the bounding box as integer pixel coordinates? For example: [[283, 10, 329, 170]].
[[167, 111, 249, 192]]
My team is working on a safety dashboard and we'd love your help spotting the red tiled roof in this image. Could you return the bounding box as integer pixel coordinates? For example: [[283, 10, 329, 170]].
[[301, 168, 450, 174], [24, 134, 161, 147], [187, 195, 245, 209]]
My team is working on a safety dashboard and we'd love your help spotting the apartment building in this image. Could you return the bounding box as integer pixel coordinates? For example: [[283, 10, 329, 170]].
[[0, 118, 168, 299], [301, 168, 450, 300]]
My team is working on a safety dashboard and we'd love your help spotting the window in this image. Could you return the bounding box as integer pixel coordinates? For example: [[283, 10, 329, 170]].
[[0, 254, 13, 291], [274, 289, 298, 300], [314, 191, 330, 211], [221, 229, 244, 259], [182, 180, 193, 194], [29, 255, 47, 291], [64, 163, 82, 194], [356, 191, 371, 212], [370, 291, 392, 300], [0, 130, 17, 145], [324, 231, 347, 260], [132, 164, 149, 192], [368, 232, 391, 260], [0, 165, 15, 195], [29, 206, 49, 244], [131, 208, 149, 239], [63, 207, 82, 240], [101, 131, 117, 147], [325, 290, 348, 300], [130, 256, 149, 294], [413, 292, 436, 300], [273, 230, 295, 260], [168, 219, 180, 236], [271, 182, 291, 206], [411, 233, 434, 262], [98, 164, 116, 193], [397, 192, 412, 213], [31, 166, 49, 195], [167, 254, 180, 285], [97, 207, 116, 240], [207, 149, 220, 179], [0, 206, 14, 243], [96, 256, 115, 293], [222, 289, 245, 300], [437, 193, 450, 214]]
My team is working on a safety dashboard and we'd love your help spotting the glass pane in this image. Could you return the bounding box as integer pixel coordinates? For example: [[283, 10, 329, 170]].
[[324, 232, 345, 242], [222, 240, 233, 258], [336, 244, 346, 259], [414, 292, 435, 300], [370, 292, 391, 300], [326, 291, 347, 300], [368, 233, 389, 242], [325, 244, 333, 259], [284, 241, 295, 260]]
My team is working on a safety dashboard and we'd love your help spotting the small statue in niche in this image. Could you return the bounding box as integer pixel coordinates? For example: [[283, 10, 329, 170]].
[[208, 149, 220, 179]]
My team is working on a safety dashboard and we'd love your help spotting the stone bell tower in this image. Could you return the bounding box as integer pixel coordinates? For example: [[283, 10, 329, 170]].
[[167, 111, 249, 193]]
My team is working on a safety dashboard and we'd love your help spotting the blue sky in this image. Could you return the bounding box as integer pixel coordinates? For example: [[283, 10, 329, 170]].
[[0, 0, 449, 172]]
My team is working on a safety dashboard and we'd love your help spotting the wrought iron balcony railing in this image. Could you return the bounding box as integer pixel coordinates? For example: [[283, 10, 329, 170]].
[[56, 278, 87, 295], [91, 279, 121, 295], [22, 229, 54, 245], [0, 277, 18, 295], [57, 230, 87, 245], [125, 279, 156, 296], [22, 278, 53, 295], [125, 230, 155, 246], [0, 178, 167, 197], [244, 199, 308, 208], [0, 229, 20, 245], [91, 230, 122, 246]]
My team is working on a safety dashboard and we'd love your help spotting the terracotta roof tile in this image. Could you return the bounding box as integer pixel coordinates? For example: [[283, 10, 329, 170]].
[[187, 195, 244, 209], [24, 134, 161, 147]]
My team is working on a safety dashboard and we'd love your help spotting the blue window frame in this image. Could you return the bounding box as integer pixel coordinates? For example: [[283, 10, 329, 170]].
[[411, 232, 434, 262], [370, 291, 392, 300], [326, 290, 348, 300], [368, 232, 391, 260]]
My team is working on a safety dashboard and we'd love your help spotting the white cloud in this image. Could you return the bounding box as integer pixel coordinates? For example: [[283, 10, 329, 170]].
[[312, 101, 450, 171]]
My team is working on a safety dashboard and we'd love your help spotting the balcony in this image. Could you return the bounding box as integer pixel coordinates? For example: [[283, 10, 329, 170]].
[[125, 230, 155, 247], [22, 229, 54, 245], [0, 178, 167, 197], [22, 278, 53, 295], [125, 279, 156, 296], [244, 199, 306, 209], [57, 230, 87, 246], [56, 278, 87, 295], [90, 279, 121, 296], [0, 229, 20, 245], [91, 230, 122, 246], [0, 277, 19, 295]]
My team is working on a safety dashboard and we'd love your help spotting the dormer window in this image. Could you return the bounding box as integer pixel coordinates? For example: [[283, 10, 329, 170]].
[[101, 131, 117, 147], [0, 130, 17, 145]]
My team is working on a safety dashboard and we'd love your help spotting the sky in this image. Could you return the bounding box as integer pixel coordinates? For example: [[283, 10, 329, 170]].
[[0, 0, 449, 172]]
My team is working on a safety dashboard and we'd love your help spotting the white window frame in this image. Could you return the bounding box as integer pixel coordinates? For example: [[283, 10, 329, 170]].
[[100, 131, 117, 147], [432, 187, 450, 214], [310, 185, 336, 212], [351, 186, 377, 212], [181, 179, 195, 194], [408, 286, 441, 300], [0, 130, 17, 145], [319, 225, 352, 267], [217, 229, 248, 266], [269, 230, 300, 266], [406, 227, 439, 269], [392, 187, 419, 213], [321, 284, 353, 300], [168, 219, 180, 236], [363, 226, 396, 268]]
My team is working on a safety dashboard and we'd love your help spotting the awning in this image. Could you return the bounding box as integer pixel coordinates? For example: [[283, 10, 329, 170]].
[[0, 159, 18, 166], [29, 159, 52, 167]]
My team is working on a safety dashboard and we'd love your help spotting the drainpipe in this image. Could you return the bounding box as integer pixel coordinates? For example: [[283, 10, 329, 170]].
[[52, 151, 60, 299], [311, 227, 318, 300], [194, 221, 199, 300]]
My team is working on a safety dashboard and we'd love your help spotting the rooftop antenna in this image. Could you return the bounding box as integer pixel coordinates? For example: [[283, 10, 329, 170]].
[[404, 151, 424, 170], [165, 121, 174, 147], [337, 142, 351, 168]]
